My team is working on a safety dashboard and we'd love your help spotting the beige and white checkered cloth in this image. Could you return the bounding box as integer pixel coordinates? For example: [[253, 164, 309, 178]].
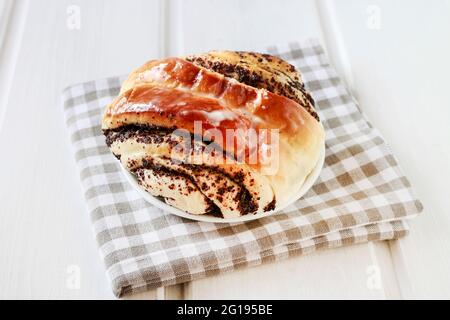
[[62, 39, 423, 297]]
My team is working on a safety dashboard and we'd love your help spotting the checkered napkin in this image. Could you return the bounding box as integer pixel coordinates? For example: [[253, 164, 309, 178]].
[[62, 38, 422, 297]]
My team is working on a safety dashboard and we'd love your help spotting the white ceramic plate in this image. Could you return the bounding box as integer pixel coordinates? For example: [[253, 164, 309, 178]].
[[122, 145, 325, 223]]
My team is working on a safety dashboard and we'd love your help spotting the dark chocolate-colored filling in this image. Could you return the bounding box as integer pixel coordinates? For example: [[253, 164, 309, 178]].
[[263, 198, 276, 212], [185, 55, 319, 121], [105, 125, 276, 217], [135, 158, 223, 218], [181, 163, 258, 215], [104, 125, 236, 162], [103, 124, 176, 147]]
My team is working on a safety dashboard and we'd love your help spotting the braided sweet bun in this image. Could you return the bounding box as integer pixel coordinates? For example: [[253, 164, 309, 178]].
[[102, 51, 324, 218]]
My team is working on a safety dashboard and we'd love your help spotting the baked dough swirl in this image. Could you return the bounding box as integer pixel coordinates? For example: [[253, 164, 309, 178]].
[[102, 51, 324, 218]]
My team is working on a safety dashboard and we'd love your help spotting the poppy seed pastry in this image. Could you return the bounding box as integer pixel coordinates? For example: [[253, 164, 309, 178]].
[[102, 51, 325, 219], [185, 51, 319, 121]]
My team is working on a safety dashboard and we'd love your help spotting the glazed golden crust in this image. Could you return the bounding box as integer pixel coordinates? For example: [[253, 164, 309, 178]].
[[104, 58, 319, 157], [185, 51, 319, 120], [102, 52, 325, 217]]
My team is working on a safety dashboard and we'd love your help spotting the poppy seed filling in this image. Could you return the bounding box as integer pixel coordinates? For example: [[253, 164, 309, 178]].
[[104, 125, 274, 217]]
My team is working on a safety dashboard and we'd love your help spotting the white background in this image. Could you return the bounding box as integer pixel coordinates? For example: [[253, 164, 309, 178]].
[[0, 0, 449, 299]]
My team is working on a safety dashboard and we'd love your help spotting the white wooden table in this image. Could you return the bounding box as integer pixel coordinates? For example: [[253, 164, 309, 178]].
[[1, 0, 449, 299]]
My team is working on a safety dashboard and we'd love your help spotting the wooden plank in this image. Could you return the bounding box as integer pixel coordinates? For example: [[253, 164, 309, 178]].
[[329, 0, 450, 299], [0, 0, 168, 299], [166, 0, 327, 55], [186, 242, 399, 299]]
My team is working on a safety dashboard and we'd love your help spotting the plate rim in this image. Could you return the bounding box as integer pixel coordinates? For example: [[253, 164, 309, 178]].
[[121, 144, 325, 224]]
